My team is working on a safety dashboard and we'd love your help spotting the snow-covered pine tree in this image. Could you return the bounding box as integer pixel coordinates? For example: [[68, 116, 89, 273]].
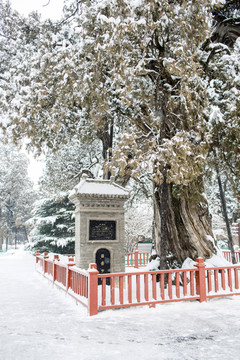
[[27, 194, 75, 254]]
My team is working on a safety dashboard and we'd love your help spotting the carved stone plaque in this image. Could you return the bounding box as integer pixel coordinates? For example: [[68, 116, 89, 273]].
[[89, 220, 116, 241]]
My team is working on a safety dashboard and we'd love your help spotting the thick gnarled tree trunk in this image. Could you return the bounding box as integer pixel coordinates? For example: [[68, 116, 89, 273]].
[[153, 179, 217, 268]]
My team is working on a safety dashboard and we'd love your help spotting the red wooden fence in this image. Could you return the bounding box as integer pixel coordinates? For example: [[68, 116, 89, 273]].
[[205, 265, 240, 299], [36, 252, 240, 316], [125, 249, 150, 268], [127, 249, 240, 267], [222, 250, 240, 263], [36, 252, 89, 309]]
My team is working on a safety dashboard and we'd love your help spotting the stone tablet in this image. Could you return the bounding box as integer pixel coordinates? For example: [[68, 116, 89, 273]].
[[89, 220, 116, 241]]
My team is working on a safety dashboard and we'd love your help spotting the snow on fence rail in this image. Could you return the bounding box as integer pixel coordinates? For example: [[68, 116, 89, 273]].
[[35, 251, 240, 316]]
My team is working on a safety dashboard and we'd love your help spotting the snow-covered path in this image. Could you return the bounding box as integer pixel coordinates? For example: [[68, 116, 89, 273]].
[[0, 250, 240, 360]]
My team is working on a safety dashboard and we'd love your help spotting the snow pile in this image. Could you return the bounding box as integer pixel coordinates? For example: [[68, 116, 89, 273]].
[[181, 257, 196, 269], [205, 251, 231, 268], [146, 256, 160, 271], [181, 250, 232, 270]]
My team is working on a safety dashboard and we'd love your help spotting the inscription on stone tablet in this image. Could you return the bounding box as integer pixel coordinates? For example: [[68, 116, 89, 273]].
[[89, 220, 116, 241]]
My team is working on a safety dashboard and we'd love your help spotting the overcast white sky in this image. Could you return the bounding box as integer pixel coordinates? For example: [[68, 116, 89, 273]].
[[10, 0, 65, 20]]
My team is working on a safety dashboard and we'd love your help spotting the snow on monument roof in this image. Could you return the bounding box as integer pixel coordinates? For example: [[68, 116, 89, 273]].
[[69, 175, 130, 198]]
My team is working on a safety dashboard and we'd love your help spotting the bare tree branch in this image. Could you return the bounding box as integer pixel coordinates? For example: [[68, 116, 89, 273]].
[[43, 0, 51, 7]]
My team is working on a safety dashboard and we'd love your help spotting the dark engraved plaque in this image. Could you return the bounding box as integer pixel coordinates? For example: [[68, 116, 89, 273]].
[[89, 220, 116, 241]]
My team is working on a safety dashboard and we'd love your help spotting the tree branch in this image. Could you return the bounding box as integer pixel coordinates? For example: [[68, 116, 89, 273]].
[[43, 0, 51, 7], [57, 0, 81, 27]]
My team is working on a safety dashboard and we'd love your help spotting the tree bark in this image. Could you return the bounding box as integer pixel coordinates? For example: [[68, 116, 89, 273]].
[[23, 225, 28, 243], [216, 172, 236, 264], [159, 173, 168, 269], [97, 118, 114, 180], [153, 179, 216, 268]]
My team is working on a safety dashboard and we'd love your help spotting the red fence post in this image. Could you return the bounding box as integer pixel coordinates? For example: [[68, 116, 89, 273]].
[[35, 250, 40, 264], [43, 253, 49, 274], [66, 258, 75, 292], [88, 263, 99, 316], [194, 258, 207, 302], [134, 249, 139, 269], [238, 223, 240, 248], [53, 255, 59, 284]]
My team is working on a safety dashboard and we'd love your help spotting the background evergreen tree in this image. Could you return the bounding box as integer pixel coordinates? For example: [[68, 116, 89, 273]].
[[27, 194, 75, 254], [0, 144, 35, 246], [204, 0, 240, 261]]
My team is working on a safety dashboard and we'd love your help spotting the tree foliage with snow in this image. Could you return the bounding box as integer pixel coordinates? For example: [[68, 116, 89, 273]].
[[0, 0, 126, 178], [205, 15, 240, 197], [203, 0, 240, 261], [0, 0, 42, 140], [39, 138, 102, 195]]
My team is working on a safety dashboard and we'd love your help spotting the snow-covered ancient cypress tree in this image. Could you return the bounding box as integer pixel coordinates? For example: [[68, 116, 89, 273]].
[[79, 0, 223, 267]]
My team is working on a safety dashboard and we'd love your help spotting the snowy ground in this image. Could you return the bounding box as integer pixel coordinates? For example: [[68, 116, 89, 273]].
[[1, 249, 240, 360]]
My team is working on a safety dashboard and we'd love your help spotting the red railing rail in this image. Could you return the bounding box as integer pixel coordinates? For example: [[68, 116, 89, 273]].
[[222, 250, 240, 263], [35, 252, 240, 316]]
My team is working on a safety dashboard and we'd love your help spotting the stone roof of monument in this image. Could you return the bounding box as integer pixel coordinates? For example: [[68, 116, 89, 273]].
[[69, 175, 130, 199]]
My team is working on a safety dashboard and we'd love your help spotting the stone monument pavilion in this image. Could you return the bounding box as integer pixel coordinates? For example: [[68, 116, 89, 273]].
[[69, 175, 129, 275]]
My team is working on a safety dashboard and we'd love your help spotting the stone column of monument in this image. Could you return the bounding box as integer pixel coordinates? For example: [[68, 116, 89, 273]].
[[69, 175, 129, 274]]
